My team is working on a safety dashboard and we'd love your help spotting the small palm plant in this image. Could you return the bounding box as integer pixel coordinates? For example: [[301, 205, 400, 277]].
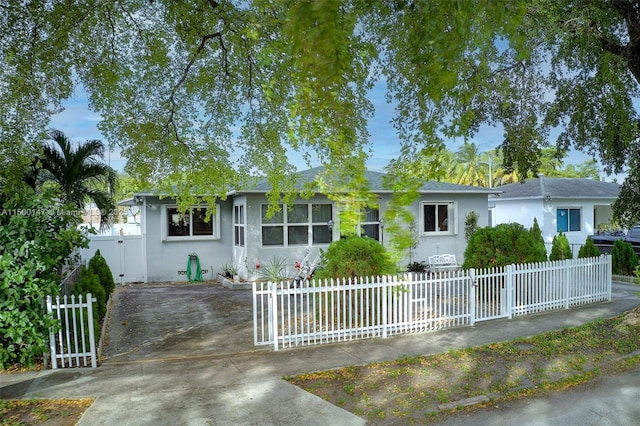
[[259, 256, 289, 282]]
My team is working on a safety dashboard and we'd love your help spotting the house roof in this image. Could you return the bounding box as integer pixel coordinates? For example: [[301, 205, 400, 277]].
[[491, 176, 620, 200], [235, 166, 501, 195]]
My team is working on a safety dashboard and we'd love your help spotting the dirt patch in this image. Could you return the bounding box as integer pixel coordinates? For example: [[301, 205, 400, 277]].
[[0, 398, 93, 425]]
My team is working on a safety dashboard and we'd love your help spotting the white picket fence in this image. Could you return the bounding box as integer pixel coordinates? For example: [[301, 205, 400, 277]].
[[253, 256, 612, 350], [46, 293, 97, 368]]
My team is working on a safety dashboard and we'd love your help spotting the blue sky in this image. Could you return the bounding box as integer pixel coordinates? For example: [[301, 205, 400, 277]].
[[49, 82, 605, 179]]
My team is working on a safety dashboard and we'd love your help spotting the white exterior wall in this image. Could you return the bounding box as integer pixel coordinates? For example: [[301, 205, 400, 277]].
[[493, 196, 616, 256], [143, 198, 234, 282]]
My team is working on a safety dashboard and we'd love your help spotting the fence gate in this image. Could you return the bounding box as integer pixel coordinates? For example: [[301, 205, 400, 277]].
[[46, 293, 97, 369], [470, 265, 513, 322]]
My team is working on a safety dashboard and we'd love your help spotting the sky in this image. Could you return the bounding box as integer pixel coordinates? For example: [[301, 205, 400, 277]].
[[49, 81, 612, 181]]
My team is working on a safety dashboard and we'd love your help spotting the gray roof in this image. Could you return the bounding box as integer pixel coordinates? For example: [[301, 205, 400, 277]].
[[238, 166, 500, 195], [492, 177, 620, 200]]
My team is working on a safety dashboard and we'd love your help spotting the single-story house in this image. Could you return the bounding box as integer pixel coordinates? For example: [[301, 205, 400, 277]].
[[490, 176, 620, 254], [114, 167, 501, 283]]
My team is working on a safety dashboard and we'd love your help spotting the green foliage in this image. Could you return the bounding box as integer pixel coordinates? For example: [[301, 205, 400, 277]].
[[611, 240, 640, 276], [463, 223, 548, 269], [88, 250, 115, 297], [464, 211, 479, 242], [258, 256, 289, 282], [407, 261, 427, 273], [549, 232, 573, 261], [315, 236, 397, 280], [0, 185, 88, 369], [578, 238, 601, 259], [74, 266, 106, 323], [529, 218, 545, 248]]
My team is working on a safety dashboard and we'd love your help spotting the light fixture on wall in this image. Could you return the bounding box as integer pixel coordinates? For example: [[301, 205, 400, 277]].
[[327, 219, 334, 231], [133, 195, 144, 204], [380, 218, 385, 245]]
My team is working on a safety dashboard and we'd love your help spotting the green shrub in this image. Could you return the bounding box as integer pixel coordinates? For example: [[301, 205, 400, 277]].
[[578, 238, 601, 258], [611, 240, 639, 275], [88, 250, 115, 297], [549, 232, 573, 261], [530, 218, 545, 248], [463, 223, 548, 269], [407, 261, 427, 273], [74, 266, 107, 321], [464, 211, 479, 242], [0, 186, 88, 369], [314, 236, 397, 280]]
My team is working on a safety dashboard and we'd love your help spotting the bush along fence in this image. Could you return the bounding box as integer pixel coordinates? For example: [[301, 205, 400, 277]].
[[253, 255, 612, 351]]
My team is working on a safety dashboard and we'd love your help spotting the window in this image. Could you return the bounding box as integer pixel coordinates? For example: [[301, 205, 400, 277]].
[[422, 202, 455, 235], [261, 203, 333, 246], [361, 206, 381, 240], [234, 205, 245, 246], [557, 208, 581, 232], [164, 205, 219, 240]]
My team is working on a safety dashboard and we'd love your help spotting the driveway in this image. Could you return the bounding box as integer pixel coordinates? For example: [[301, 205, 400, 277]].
[[103, 282, 258, 364]]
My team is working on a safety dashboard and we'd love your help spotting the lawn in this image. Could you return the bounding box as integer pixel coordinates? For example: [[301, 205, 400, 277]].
[[287, 306, 640, 425]]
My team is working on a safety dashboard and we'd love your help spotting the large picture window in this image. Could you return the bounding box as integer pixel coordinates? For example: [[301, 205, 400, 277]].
[[422, 202, 455, 235], [164, 205, 219, 240], [261, 203, 333, 246], [557, 208, 581, 232]]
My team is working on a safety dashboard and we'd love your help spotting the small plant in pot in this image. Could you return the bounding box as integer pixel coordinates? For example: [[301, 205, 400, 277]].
[[221, 263, 238, 279]]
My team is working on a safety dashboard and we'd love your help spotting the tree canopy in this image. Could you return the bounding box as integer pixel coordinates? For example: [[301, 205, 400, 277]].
[[1, 0, 639, 223]]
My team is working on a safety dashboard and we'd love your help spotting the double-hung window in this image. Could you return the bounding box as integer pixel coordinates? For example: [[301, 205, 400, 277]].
[[422, 201, 455, 235], [557, 208, 581, 232], [361, 206, 381, 240], [164, 205, 219, 240], [261, 203, 333, 246], [234, 205, 245, 246]]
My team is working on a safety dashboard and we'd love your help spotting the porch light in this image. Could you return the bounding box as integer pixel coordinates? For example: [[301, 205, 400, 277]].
[[327, 219, 334, 231], [380, 218, 385, 229]]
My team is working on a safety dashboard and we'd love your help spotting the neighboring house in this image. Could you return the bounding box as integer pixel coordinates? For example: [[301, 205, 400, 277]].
[[490, 176, 620, 254], [115, 167, 500, 283]]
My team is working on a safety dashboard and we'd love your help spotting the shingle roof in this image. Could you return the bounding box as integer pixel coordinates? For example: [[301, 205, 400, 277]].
[[492, 177, 620, 200], [239, 166, 500, 194]]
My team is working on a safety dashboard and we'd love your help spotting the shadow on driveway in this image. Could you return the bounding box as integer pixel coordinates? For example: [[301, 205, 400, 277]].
[[102, 282, 258, 364]]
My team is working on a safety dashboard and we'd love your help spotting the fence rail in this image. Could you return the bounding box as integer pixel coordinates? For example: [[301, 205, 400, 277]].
[[46, 293, 97, 369], [254, 255, 612, 350]]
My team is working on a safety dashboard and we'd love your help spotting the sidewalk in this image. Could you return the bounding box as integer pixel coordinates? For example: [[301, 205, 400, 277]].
[[1, 281, 639, 425]]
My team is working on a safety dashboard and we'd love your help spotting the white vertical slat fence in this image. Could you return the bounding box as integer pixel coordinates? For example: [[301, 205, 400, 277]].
[[46, 293, 97, 369], [254, 255, 612, 351]]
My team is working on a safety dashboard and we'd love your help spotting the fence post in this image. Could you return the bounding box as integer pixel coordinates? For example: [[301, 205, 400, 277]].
[[86, 293, 97, 368], [563, 259, 570, 309], [468, 268, 476, 326], [606, 255, 612, 301], [269, 282, 279, 351], [382, 275, 388, 339], [46, 295, 58, 369], [506, 264, 515, 319]]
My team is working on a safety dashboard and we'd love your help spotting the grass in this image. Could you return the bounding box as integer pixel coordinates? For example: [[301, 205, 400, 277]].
[[0, 398, 93, 425], [286, 310, 640, 425]]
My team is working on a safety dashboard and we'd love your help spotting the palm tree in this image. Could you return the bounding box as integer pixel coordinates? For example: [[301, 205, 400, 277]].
[[452, 141, 488, 186], [39, 130, 117, 230]]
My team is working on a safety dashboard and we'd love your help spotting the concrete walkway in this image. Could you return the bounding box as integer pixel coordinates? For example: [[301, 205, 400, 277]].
[[1, 280, 639, 425]]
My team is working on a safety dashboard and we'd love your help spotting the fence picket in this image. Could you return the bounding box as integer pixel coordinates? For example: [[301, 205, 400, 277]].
[[46, 293, 97, 369]]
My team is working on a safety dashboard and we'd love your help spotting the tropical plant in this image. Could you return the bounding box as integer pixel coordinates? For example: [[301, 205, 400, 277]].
[[453, 142, 488, 186], [36, 130, 117, 231], [464, 211, 479, 242], [88, 250, 115, 296], [258, 256, 289, 282], [0, 185, 88, 368]]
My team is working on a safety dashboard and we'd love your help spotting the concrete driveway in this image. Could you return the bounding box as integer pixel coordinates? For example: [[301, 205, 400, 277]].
[[103, 282, 258, 364]]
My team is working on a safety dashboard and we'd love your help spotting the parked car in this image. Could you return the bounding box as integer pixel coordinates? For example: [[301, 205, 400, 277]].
[[588, 226, 640, 255]]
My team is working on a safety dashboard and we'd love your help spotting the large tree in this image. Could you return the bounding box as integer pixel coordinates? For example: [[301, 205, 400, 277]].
[[1, 1, 639, 223]]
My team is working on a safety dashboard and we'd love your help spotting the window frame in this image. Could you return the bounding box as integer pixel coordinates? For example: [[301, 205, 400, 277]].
[[421, 201, 457, 236], [556, 207, 582, 232], [261, 203, 333, 247], [162, 204, 220, 242], [234, 204, 245, 247]]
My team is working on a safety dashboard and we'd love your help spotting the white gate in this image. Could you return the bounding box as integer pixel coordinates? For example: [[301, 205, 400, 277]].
[[81, 235, 144, 283], [46, 294, 97, 369]]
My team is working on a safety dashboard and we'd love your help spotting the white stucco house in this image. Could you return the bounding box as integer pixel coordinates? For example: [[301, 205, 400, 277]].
[[490, 176, 620, 254], [107, 167, 500, 283]]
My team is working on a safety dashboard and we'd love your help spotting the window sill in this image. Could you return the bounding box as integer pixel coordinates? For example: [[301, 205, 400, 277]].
[[163, 236, 220, 242]]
